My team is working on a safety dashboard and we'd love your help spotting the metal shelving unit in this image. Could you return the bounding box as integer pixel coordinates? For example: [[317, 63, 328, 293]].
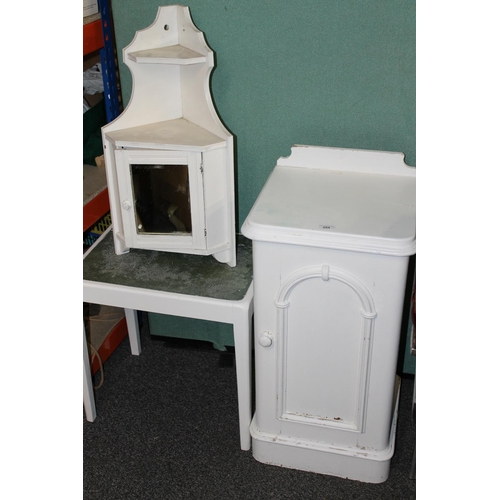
[[84, 0, 125, 380], [83, 0, 120, 122]]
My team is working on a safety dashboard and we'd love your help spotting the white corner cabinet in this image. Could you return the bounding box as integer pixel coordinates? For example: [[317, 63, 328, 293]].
[[102, 5, 236, 266], [242, 145, 416, 483]]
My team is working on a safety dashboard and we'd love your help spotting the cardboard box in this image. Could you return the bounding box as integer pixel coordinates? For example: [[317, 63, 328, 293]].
[[83, 0, 98, 18]]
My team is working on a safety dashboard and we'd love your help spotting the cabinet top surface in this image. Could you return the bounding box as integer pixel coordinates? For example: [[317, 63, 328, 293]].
[[242, 164, 416, 256]]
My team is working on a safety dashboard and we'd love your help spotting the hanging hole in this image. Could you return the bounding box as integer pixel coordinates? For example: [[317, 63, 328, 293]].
[[164, 24, 169, 31]]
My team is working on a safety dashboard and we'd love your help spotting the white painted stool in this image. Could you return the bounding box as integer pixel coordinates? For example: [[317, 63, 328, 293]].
[[83, 226, 254, 450]]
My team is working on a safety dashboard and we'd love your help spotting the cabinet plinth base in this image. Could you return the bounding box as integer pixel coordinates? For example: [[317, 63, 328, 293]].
[[250, 391, 399, 484]]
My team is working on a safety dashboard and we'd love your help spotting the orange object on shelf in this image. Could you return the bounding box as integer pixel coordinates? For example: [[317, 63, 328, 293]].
[[91, 317, 128, 375], [83, 188, 110, 233], [83, 18, 104, 56]]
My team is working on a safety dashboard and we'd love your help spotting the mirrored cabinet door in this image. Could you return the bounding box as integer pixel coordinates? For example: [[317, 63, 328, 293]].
[[115, 149, 206, 251], [131, 163, 192, 235]]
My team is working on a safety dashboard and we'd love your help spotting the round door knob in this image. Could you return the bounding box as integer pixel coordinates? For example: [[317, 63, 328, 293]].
[[122, 200, 132, 210], [258, 332, 273, 347]]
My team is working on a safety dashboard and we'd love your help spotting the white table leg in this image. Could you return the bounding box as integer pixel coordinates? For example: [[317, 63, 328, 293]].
[[232, 286, 254, 451], [125, 308, 141, 355], [83, 322, 96, 422]]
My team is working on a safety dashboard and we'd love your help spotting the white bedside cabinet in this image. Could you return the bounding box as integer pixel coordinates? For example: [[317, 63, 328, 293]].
[[241, 145, 416, 483]]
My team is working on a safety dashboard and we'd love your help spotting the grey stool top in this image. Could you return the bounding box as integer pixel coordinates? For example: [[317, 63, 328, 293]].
[[83, 231, 253, 301]]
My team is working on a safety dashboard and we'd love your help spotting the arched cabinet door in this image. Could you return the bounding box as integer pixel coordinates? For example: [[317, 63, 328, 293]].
[[274, 265, 377, 433]]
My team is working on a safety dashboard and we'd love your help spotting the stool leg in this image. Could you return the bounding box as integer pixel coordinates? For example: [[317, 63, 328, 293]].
[[83, 322, 96, 422], [233, 295, 254, 451], [125, 308, 141, 355]]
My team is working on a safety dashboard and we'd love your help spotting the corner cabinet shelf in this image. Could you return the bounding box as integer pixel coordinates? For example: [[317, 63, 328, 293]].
[[102, 5, 236, 266], [105, 118, 226, 152], [127, 45, 207, 64]]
